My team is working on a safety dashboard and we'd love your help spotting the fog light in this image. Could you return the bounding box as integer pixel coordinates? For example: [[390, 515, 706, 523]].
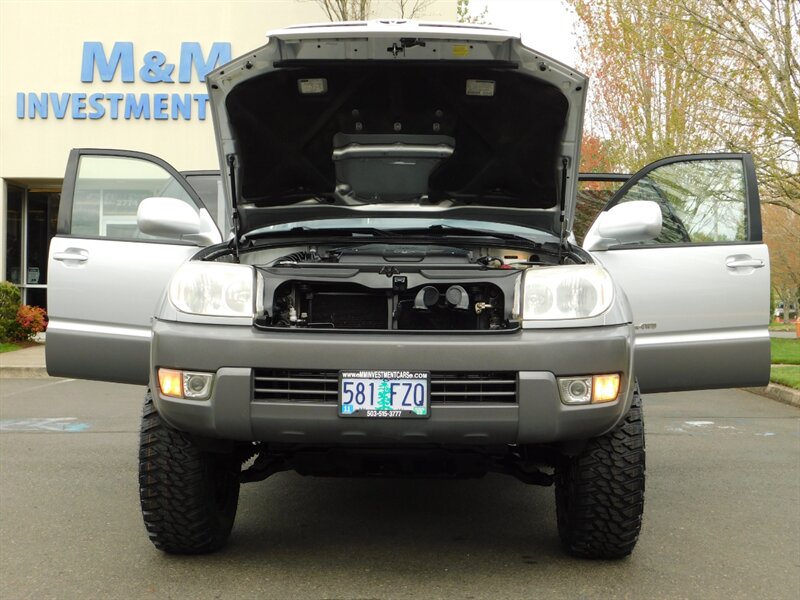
[[157, 368, 214, 400], [558, 377, 593, 405], [592, 374, 620, 403], [183, 372, 213, 400], [158, 368, 184, 399], [558, 373, 621, 405]]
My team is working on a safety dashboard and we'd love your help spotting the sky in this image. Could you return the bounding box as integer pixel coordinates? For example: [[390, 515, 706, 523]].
[[473, 0, 580, 67]]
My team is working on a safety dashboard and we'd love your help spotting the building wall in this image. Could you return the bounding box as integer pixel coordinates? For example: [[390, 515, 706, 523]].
[[0, 0, 458, 292]]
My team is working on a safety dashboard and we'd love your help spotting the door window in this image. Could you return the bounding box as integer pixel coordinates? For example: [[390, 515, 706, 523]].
[[612, 158, 749, 245], [70, 155, 197, 241], [183, 172, 222, 224]]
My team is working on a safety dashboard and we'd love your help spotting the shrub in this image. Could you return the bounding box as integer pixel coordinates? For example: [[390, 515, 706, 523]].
[[10, 304, 48, 342], [0, 281, 22, 342]]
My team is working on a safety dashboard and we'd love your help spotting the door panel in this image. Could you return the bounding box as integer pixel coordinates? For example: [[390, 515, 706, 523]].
[[584, 154, 770, 393], [47, 149, 221, 384]]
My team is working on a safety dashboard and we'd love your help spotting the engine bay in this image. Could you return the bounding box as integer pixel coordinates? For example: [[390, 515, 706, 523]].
[[239, 240, 582, 332]]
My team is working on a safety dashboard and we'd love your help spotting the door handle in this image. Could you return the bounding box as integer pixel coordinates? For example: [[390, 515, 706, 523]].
[[726, 257, 764, 269], [52, 251, 88, 263]]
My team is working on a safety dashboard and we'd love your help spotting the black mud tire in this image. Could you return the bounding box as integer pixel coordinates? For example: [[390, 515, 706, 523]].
[[138, 391, 240, 554], [555, 387, 645, 559]]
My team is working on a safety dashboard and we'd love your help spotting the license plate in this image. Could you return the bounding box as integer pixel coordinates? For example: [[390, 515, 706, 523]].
[[338, 371, 430, 418]]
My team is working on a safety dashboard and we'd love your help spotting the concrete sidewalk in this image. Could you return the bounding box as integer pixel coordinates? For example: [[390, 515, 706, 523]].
[[1, 340, 798, 407], [0, 344, 48, 379]]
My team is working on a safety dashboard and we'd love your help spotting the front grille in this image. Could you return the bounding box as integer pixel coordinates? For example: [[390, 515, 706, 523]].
[[253, 370, 338, 403], [253, 369, 517, 404], [431, 371, 517, 404]]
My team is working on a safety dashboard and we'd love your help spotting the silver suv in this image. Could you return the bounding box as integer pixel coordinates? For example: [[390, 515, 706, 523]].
[[46, 21, 770, 559]]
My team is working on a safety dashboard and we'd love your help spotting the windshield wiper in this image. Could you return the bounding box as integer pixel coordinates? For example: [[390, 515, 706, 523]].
[[287, 226, 393, 237], [243, 226, 394, 242], [243, 224, 544, 247], [414, 224, 541, 246]]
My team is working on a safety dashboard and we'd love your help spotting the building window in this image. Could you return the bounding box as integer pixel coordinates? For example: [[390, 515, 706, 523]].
[[6, 186, 23, 284], [25, 191, 60, 287], [3, 185, 61, 310]]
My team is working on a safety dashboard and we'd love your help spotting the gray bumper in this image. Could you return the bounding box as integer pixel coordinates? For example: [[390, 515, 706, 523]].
[[150, 321, 635, 445]]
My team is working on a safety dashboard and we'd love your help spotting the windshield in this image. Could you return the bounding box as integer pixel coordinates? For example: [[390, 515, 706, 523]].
[[246, 218, 558, 243]]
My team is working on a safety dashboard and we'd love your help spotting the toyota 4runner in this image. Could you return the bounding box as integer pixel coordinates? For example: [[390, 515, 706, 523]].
[[46, 21, 770, 559]]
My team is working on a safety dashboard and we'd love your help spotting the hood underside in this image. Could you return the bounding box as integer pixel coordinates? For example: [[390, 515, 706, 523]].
[[207, 22, 587, 238]]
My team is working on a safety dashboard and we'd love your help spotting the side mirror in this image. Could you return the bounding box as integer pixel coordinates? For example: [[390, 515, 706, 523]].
[[583, 200, 663, 251], [137, 197, 217, 245]]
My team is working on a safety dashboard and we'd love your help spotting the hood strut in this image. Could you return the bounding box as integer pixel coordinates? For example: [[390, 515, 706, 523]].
[[227, 154, 241, 262], [557, 156, 570, 263]]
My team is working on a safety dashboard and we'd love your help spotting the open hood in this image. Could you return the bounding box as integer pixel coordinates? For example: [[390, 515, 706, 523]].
[[207, 21, 587, 240]]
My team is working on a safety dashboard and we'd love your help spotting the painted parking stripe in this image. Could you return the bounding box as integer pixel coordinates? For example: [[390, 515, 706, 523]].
[[1, 378, 75, 399], [0, 418, 90, 432]]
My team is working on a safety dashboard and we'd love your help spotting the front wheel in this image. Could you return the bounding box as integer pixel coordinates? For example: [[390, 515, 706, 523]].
[[138, 391, 240, 554], [554, 387, 645, 559]]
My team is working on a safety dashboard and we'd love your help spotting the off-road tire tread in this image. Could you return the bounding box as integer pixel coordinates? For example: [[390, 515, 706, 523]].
[[138, 391, 239, 554], [555, 388, 645, 559]]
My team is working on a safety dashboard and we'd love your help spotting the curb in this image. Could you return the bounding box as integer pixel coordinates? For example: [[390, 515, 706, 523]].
[[744, 384, 800, 409], [0, 367, 50, 379]]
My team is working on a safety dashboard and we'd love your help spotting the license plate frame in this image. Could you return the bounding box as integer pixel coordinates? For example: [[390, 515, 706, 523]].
[[338, 371, 430, 418]]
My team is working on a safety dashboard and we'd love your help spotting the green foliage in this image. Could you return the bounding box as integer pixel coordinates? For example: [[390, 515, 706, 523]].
[[0, 342, 21, 354], [769, 322, 797, 332], [770, 366, 800, 390], [0, 281, 22, 342], [771, 338, 800, 365], [570, 0, 725, 170], [456, 0, 489, 24], [569, 0, 799, 218], [9, 304, 47, 342]]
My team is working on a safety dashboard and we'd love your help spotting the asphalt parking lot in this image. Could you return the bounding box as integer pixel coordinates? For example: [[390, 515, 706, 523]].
[[1, 378, 798, 600]]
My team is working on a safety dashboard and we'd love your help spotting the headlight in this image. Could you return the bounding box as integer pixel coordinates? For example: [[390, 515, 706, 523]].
[[169, 262, 255, 317], [520, 265, 613, 320]]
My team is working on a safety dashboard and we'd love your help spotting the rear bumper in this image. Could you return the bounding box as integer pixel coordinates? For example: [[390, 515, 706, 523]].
[[150, 321, 635, 445]]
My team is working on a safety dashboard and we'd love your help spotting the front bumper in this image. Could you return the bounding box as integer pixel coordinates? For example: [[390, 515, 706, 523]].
[[150, 321, 635, 445]]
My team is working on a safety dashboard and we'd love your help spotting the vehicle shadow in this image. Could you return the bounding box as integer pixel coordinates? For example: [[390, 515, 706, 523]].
[[221, 472, 561, 567]]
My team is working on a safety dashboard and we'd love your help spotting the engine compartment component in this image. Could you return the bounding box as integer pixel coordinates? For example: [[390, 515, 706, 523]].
[[244, 241, 586, 332], [444, 285, 469, 310], [267, 280, 507, 331], [414, 286, 440, 310]]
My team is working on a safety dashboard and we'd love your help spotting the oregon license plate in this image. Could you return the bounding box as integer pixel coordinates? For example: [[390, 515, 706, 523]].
[[338, 371, 430, 418]]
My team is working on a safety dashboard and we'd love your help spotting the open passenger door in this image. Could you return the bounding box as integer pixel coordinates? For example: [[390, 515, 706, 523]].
[[583, 153, 770, 393]]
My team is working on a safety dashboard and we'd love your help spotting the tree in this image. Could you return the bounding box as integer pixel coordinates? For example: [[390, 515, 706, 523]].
[[569, 0, 731, 170], [311, 0, 370, 20], [309, 0, 435, 21], [456, 0, 489, 24], [764, 203, 800, 320], [574, 134, 624, 243], [568, 0, 799, 217], [663, 0, 800, 216], [397, 0, 436, 18], [579, 133, 617, 175]]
